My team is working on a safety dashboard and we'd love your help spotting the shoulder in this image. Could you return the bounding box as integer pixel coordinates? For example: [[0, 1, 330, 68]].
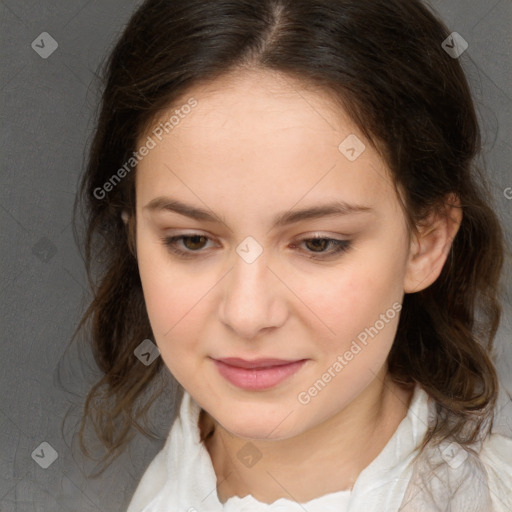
[[479, 432, 512, 512]]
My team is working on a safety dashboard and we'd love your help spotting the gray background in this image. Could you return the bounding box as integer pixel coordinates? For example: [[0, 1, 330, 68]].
[[1, 1, 511, 511]]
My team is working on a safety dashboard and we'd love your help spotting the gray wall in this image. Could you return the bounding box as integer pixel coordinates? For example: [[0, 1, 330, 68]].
[[1, 1, 511, 511]]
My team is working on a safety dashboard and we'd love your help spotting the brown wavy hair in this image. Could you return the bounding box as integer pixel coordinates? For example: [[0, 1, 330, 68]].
[[67, 0, 508, 476]]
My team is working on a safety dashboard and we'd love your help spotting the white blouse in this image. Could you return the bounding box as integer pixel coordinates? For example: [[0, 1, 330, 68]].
[[126, 384, 512, 511]]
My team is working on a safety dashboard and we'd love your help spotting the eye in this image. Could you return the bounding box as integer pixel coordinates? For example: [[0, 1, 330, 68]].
[[291, 236, 352, 260], [160, 233, 352, 260], [160, 234, 215, 258]]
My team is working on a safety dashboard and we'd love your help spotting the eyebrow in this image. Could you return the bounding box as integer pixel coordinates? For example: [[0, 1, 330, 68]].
[[143, 196, 375, 230]]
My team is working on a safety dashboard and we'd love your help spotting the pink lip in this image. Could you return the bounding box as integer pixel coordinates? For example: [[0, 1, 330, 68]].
[[212, 357, 308, 391]]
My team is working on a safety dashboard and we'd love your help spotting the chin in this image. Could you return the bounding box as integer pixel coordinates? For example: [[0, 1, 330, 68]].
[[212, 403, 304, 441]]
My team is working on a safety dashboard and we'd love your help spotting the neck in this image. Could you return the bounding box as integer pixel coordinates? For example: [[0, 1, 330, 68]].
[[200, 370, 415, 504]]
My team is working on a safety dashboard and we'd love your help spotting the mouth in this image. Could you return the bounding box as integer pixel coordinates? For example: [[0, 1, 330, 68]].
[[211, 357, 308, 391]]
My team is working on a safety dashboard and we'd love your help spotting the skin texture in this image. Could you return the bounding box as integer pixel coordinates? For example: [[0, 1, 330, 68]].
[[130, 69, 462, 503]]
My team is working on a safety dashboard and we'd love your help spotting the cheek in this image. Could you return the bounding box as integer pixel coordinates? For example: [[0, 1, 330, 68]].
[[139, 269, 207, 383], [295, 253, 404, 366], [142, 275, 206, 346], [296, 259, 398, 330], [136, 239, 205, 353]]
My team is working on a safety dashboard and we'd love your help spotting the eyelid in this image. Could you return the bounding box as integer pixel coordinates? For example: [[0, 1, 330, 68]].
[[160, 229, 350, 239]]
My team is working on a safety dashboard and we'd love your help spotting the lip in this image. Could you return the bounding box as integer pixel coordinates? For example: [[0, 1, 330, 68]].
[[216, 357, 303, 369], [212, 357, 308, 391]]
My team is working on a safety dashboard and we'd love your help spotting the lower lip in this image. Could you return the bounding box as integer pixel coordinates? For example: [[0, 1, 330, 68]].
[[212, 359, 308, 391]]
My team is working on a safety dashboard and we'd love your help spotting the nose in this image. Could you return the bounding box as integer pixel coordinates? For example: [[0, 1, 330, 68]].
[[218, 250, 288, 340]]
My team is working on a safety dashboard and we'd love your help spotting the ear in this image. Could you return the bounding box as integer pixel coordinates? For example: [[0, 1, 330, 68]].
[[403, 194, 462, 294], [121, 210, 138, 260]]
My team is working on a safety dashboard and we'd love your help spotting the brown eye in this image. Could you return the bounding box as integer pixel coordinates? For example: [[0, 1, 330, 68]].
[[160, 234, 215, 258], [180, 235, 208, 250], [304, 238, 330, 252], [293, 237, 352, 260], [160, 234, 351, 260]]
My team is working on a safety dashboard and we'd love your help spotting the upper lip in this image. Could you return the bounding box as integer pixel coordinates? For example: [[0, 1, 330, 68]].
[[213, 357, 305, 369]]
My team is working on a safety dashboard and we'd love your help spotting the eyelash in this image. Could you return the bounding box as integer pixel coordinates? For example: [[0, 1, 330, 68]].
[[159, 234, 352, 260]]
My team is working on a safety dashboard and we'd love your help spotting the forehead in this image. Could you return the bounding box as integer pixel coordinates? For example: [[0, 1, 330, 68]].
[[154, 69, 354, 146], [135, 70, 396, 220]]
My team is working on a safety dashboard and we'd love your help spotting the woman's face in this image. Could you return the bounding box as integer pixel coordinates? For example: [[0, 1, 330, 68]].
[[134, 69, 415, 440]]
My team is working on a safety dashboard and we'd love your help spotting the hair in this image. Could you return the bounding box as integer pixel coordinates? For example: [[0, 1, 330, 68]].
[[69, 0, 509, 477]]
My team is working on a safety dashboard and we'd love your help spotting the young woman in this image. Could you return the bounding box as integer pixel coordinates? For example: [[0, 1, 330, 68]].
[[71, 0, 512, 510]]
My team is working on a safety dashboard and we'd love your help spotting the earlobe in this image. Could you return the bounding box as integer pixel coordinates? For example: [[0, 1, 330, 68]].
[[403, 195, 462, 294], [121, 210, 129, 224]]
